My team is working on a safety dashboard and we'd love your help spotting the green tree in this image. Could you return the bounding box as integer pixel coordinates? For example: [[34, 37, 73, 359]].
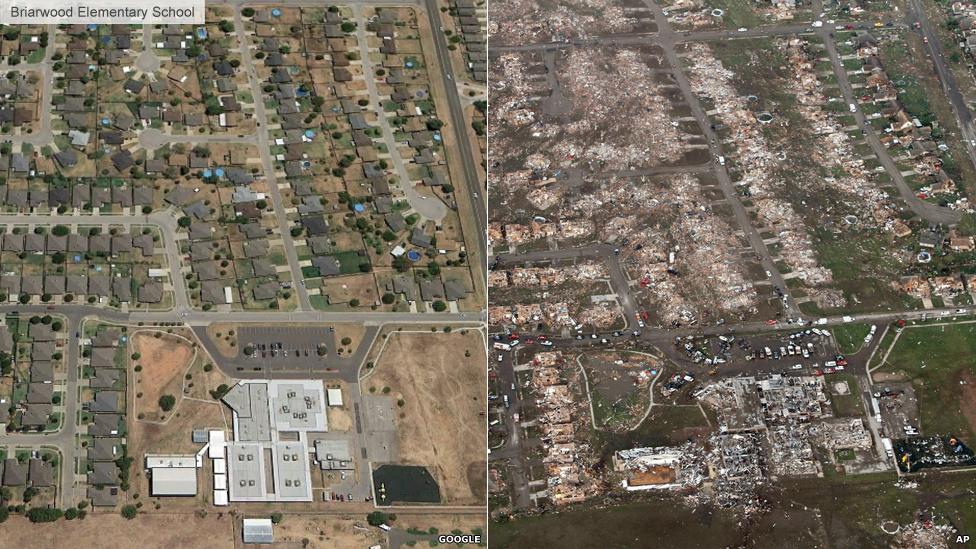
[[158, 394, 176, 412], [367, 511, 388, 527], [27, 507, 62, 522], [121, 505, 138, 520], [432, 300, 447, 312]]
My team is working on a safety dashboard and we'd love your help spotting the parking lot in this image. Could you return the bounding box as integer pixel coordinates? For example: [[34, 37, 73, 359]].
[[670, 327, 844, 377], [238, 326, 338, 369]]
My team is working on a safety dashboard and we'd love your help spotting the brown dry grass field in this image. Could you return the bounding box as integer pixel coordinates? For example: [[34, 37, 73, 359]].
[[131, 332, 194, 421], [205, 323, 238, 358], [366, 330, 487, 504], [393, 512, 488, 536], [0, 513, 236, 549], [271, 514, 385, 548], [126, 398, 228, 509], [333, 324, 365, 355]]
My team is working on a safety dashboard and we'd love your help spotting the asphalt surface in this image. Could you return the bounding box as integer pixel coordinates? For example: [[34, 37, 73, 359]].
[[354, 7, 448, 221], [422, 0, 489, 288], [908, 0, 976, 202], [234, 9, 312, 311]]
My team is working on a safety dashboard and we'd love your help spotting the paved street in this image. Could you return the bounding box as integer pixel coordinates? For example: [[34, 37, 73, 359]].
[[354, 7, 447, 221], [234, 9, 312, 311], [422, 0, 489, 291]]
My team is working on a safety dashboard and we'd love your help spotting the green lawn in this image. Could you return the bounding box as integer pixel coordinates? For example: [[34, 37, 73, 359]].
[[835, 448, 856, 461], [882, 323, 976, 440], [832, 323, 871, 354], [828, 373, 864, 417]]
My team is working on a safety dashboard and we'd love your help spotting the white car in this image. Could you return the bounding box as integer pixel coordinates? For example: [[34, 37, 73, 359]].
[[849, 103, 857, 113], [540, 340, 553, 347], [792, 364, 803, 370], [738, 27, 748, 32]]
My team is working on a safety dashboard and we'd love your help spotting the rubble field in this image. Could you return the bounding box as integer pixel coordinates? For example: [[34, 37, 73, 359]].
[[488, 0, 657, 46], [681, 36, 925, 314], [489, 46, 705, 187], [488, 265, 625, 331]]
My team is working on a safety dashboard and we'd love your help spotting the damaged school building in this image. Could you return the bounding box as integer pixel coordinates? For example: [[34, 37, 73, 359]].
[[695, 375, 877, 476]]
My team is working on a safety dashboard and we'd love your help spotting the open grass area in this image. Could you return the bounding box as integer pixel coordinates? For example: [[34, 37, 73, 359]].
[[831, 323, 871, 354], [881, 322, 976, 440], [828, 373, 864, 417], [492, 470, 976, 548]]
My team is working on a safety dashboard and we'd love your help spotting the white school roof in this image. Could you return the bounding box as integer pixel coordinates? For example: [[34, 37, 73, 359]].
[[151, 467, 198, 496]]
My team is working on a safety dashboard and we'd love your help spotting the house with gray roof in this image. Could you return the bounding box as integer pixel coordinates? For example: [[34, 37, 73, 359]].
[[2, 233, 24, 252], [28, 458, 54, 487], [112, 277, 132, 302], [44, 275, 65, 295], [89, 347, 116, 368], [24, 233, 44, 252], [3, 458, 27, 486], [139, 281, 163, 303], [200, 281, 225, 305], [251, 258, 277, 277], [21, 275, 43, 295], [22, 403, 52, 427], [87, 391, 121, 414], [89, 414, 122, 437], [88, 485, 120, 506], [88, 437, 123, 461], [26, 383, 53, 404], [89, 461, 120, 485], [243, 239, 269, 258], [420, 278, 446, 301], [88, 275, 111, 296], [253, 281, 280, 300], [312, 255, 341, 277], [31, 362, 54, 383], [67, 275, 87, 295], [89, 368, 121, 389], [46, 234, 67, 252]]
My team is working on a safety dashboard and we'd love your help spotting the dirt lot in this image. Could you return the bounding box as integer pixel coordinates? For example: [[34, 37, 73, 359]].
[[271, 514, 385, 549], [392, 513, 487, 535], [366, 330, 487, 504], [333, 324, 365, 356], [131, 332, 194, 421], [205, 323, 238, 358], [0, 513, 235, 549]]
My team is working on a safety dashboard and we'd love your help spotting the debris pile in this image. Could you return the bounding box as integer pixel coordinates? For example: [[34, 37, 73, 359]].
[[530, 351, 598, 505], [684, 43, 838, 298], [488, 0, 639, 46], [611, 443, 706, 491]]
